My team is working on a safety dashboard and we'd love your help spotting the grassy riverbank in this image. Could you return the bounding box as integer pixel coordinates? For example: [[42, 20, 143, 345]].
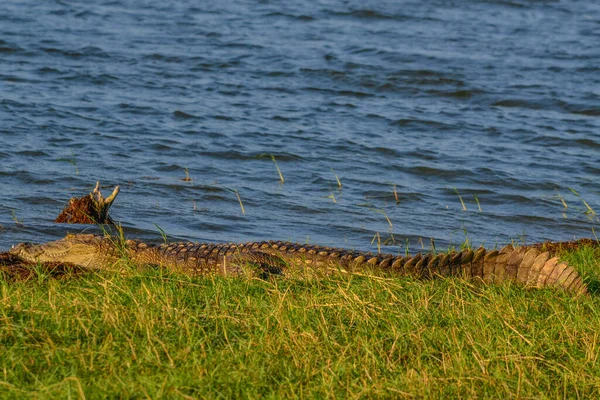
[[1, 244, 599, 398]]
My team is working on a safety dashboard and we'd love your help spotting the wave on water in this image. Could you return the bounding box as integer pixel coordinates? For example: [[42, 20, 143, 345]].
[[0, 0, 598, 250]]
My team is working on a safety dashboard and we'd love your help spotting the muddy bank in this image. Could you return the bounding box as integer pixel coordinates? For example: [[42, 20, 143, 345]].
[[0, 252, 89, 282]]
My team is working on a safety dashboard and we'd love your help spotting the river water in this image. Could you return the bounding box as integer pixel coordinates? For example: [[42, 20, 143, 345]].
[[1, 0, 599, 253]]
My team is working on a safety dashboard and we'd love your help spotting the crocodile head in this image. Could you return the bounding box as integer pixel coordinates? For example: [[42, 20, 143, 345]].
[[9, 233, 118, 269]]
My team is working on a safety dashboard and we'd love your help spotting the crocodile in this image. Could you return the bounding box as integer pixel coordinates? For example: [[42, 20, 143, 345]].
[[8, 233, 589, 295]]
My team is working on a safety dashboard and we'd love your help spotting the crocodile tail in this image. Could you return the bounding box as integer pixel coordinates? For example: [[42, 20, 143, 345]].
[[419, 245, 587, 295], [312, 246, 587, 294]]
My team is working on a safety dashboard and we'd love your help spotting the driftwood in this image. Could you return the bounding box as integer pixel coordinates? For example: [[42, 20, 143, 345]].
[[530, 238, 598, 254], [55, 181, 119, 224]]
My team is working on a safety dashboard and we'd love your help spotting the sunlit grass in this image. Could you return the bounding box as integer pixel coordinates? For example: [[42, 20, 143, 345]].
[[181, 168, 192, 182], [0, 244, 598, 398], [56, 150, 79, 175], [270, 154, 285, 184]]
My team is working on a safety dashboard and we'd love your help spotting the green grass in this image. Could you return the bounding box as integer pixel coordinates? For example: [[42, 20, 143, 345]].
[[1, 245, 599, 398]]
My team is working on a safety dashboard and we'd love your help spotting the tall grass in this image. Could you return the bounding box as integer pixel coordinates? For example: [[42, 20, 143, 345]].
[[0, 244, 598, 398], [56, 150, 79, 175]]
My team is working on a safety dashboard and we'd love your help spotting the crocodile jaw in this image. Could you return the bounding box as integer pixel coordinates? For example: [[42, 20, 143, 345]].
[[9, 234, 112, 269]]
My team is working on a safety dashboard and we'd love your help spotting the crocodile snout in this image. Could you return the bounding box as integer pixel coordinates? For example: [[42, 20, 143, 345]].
[[9, 242, 41, 260]]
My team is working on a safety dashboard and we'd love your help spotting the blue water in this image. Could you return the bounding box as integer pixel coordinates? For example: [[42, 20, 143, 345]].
[[1, 0, 599, 252]]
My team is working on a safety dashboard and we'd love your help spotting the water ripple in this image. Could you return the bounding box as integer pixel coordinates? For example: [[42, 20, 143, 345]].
[[0, 0, 598, 251]]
